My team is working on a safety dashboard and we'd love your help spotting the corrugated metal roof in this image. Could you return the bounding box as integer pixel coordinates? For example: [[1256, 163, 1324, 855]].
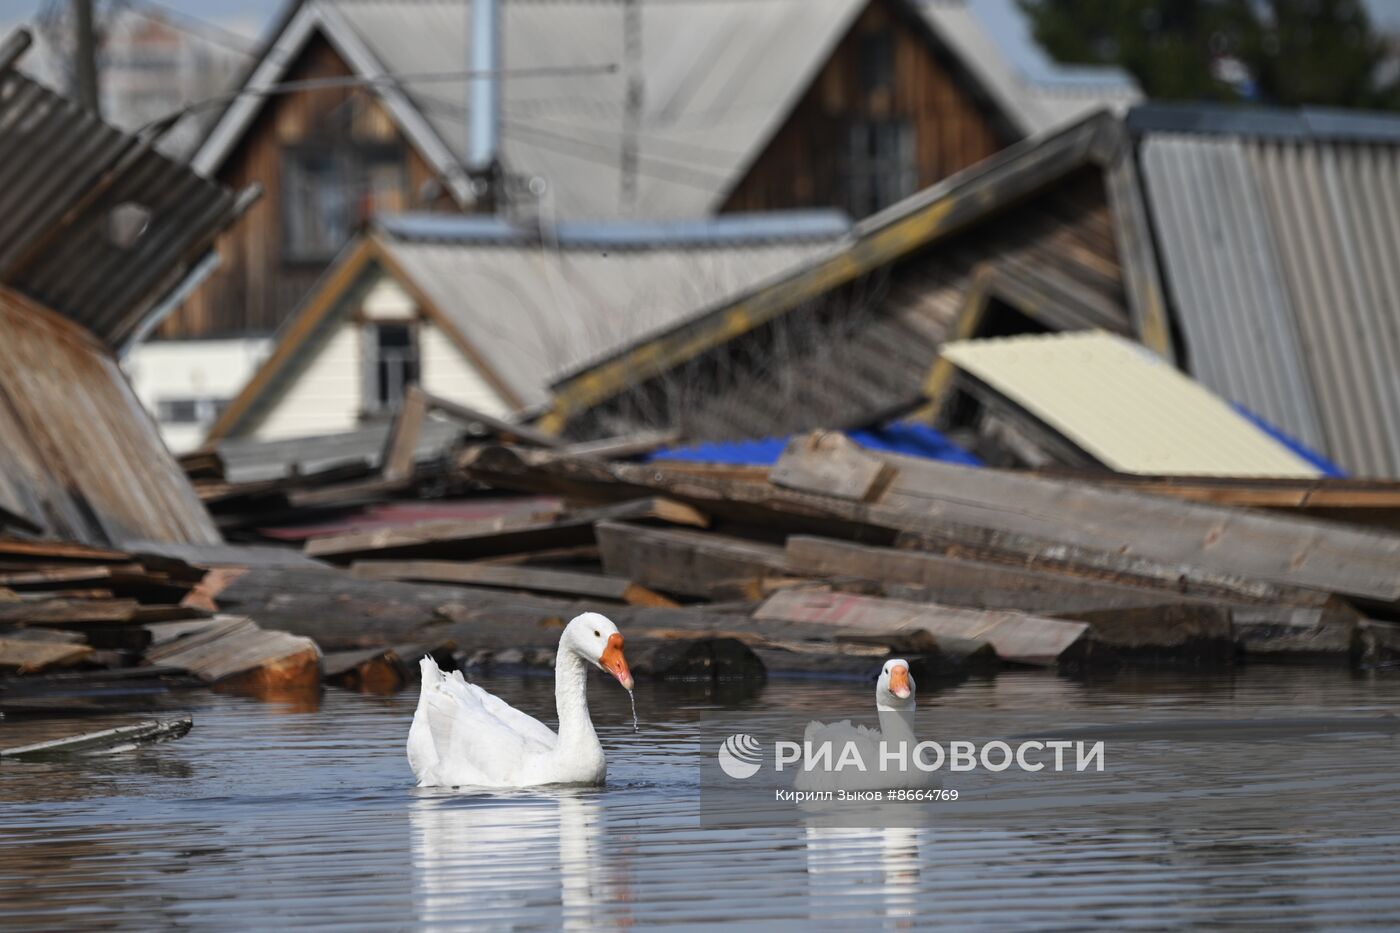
[[1137, 129, 1400, 478], [0, 46, 252, 349], [939, 331, 1320, 477], [918, 0, 1140, 135], [214, 416, 466, 485], [328, 0, 867, 218], [381, 226, 837, 409], [376, 209, 852, 247], [1128, 103, 1400, 143]]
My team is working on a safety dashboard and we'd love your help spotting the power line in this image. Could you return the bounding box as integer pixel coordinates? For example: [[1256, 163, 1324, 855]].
[[500, 116, 728, 190], [116, 0, 261, 57], [138, 63, 620, 135]]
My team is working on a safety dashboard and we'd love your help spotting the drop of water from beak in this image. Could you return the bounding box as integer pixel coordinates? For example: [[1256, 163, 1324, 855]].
[[627, 688, 638, 733]]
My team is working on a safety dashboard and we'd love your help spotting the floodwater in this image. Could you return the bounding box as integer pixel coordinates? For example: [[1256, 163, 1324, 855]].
[[4, 666, 1400, 930]]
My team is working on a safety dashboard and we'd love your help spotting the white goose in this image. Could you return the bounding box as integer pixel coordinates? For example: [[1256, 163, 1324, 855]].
[[408, 612, 634, 788], [795, 659, 920, 792]]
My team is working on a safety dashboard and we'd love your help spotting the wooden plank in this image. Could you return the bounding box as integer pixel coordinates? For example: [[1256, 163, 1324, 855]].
[[348, 560, 677, 607], [0, 598, 141, 625], [862, 448, 1400, 602], [380, 385, 430, 482], [755, 589, 1088, 666], [0, 717, 192, 758], [785, 535, 1322, 618], [422, 391, 562, 448], [0, 636, 92, 673], [770, 432, 894, 502], [596, 522, 790, 599], [557, 430, 680, 461], [0, 538, 129, 562], [144, 615, 321, 690], [305, 496, 705, 563], [459, 445, 1352, 607]]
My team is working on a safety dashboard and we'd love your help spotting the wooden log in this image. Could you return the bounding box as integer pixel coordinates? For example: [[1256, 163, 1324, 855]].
[[770, 431, 894, 502], [0, 636, 92, 673], [596, 522, 790, 599], [143, 615, 321, 691], [348, 560, 677, 607], [754, 589, 1087, 666], [0, 716, 192, 758]]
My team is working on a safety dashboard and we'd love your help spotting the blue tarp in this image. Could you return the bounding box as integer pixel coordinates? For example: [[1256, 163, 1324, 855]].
[[649, 422, 981, 468], [1232, 404, 1347, 477]]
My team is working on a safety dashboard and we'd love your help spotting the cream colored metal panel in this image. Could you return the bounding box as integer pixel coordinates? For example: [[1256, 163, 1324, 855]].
[[252, 323, 363, 441], [419, 324, 511, 418], [941, 331, 1320, 477]]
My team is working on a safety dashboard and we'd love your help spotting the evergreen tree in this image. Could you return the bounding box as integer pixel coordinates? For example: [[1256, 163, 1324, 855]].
[[1020, 0, 1400, 110]]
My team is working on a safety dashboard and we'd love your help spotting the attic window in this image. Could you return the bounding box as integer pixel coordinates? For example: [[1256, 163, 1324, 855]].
[[363, 322, 419, 416], [859, 30, 895, 94], [841, 119, 916, 217], [282, 143, 406, 263]]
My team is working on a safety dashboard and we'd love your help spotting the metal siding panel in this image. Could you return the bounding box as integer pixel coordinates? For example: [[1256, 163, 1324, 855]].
[[0, 66, 243, 347], [1139, 136, 1327, 452], [941, 331, 1319, 476], [1252, 140, 1400, 477]]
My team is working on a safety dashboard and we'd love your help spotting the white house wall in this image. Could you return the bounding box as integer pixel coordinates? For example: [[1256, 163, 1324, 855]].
[[252, 324, 362, 440], [419, 325, 511, 418]]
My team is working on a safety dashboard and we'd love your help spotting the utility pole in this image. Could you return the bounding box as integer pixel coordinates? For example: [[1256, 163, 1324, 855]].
[[620, 0, 641, 211], [73, 0, 99, 114]]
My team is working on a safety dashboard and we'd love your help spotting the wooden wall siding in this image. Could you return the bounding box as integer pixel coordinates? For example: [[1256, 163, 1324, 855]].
[[721, 0, 1008, 216], [570, 169, 1123, 442], [0, 289, 221, 547], [163, 33, 446, 340]]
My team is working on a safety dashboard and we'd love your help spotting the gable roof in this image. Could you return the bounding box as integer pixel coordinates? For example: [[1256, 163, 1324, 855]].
[[207, 210, 850, 440], [194, 0, 869, 217], [193, 0, 1139, 220], [539, 109, 1173, 433], [918, 0, 1139, 135]]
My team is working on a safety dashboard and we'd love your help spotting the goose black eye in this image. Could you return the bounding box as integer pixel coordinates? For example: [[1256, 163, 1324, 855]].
[[593, 630, 600, 638]]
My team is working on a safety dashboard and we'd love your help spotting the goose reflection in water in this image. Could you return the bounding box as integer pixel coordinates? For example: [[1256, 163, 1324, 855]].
[[806, 825, 923, 928], [411, 789, 632, 930]]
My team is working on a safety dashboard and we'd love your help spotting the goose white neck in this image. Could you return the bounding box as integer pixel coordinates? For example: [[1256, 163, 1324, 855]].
[[554, 641, 599, 753]]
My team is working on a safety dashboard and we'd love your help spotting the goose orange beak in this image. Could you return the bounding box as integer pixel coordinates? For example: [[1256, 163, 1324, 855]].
[[601, 632, 633, 690], [889, 664, 911, 699]]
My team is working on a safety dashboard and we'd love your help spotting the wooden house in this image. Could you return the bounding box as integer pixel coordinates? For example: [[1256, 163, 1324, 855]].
[[541, 104, 1400, 480], [165, 0, 1138, 343], [202, 212, 849, 442]]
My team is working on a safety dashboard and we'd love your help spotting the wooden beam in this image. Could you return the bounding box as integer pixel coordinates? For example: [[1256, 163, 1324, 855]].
[[0, 636, 92, 673], [349, 559, 678, 607], [596, 522, 790, 599], [380, 385, 429, 482], [770, 431, 894, 502], [0, 717, 192, 759], [143, 615, 320, 690], [755, 589, 1087, 666]]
